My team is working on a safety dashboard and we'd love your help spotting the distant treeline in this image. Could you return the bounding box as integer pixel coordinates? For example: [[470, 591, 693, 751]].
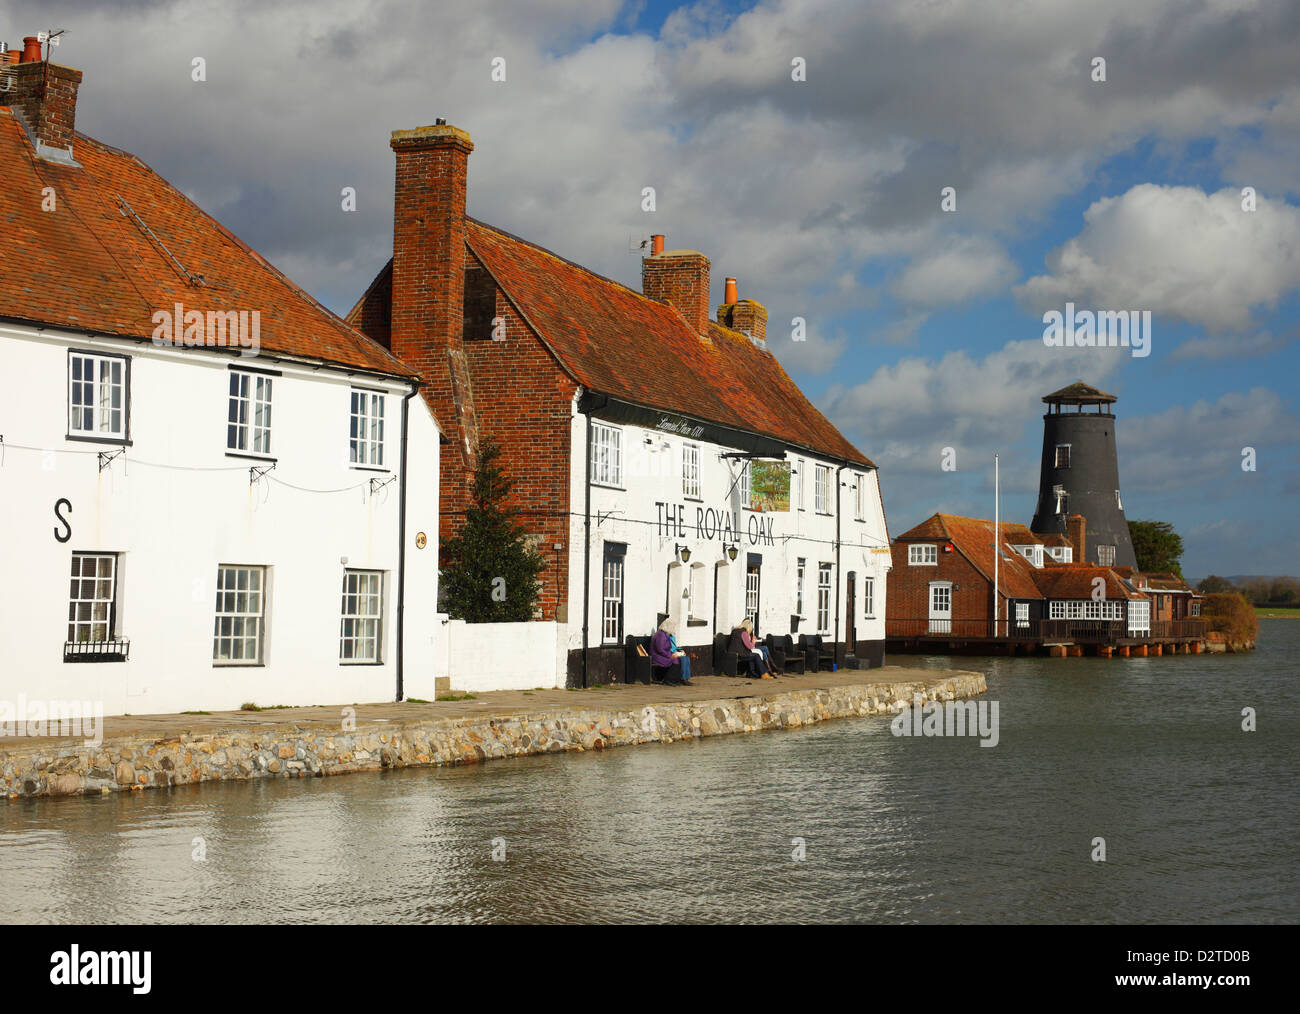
[[1196, 575, 1300, 605]]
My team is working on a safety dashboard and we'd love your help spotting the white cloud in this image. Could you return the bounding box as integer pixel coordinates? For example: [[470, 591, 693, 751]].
[[822, 338, 1126, 477], [1016, 185, 1300, 331], [892, 235, 1018, 307]]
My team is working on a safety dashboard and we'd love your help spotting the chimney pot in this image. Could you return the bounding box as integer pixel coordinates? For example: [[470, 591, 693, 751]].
[[724, 277, 737, 305], [21, 36, 40, 63], [650, 234, 664, 256]]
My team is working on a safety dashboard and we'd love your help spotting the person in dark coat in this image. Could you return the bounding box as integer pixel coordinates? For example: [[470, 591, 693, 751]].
[[727, 620, 773, 678]]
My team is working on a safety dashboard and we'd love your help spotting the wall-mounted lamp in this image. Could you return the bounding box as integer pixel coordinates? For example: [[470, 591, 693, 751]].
[[726, 545, 738, 562], [675, 544, 692, 563]]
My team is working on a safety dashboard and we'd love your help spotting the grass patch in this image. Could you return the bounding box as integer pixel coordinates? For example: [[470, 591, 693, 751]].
[[181, 710, 211, 715], [405, 697, 432, 704], [1255, 606, 1300, 618], [436, 693, 476, 702], [239, 702, 297, 712]]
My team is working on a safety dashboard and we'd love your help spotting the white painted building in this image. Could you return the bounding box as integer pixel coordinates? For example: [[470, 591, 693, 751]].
[[0, 50, 440, 717], [566, 401, 892, 683]]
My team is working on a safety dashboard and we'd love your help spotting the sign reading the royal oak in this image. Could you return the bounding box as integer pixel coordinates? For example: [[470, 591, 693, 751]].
[[656, 501, 776, 547]]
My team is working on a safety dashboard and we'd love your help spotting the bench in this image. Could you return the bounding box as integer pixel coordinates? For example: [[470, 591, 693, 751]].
[[798, 633, 835, 671], [765, 634, 807, 674], [623, 636, 653, 684], [712, 633, 739, 677]]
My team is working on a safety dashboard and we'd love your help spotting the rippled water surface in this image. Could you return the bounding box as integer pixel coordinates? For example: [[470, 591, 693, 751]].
[[2, 620, 1297, 923]]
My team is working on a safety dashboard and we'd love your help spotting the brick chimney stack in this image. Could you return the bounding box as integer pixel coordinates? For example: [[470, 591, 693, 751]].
[[1067, 514, 1087, 563], [642, 236, 711, 337], [4, 36, 83, 158], [389, 122, 479, 464], [716, 278, 768, 344]]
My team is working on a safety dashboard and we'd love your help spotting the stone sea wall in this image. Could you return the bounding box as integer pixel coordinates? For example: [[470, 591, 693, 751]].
[[1, 671, 986, 800]]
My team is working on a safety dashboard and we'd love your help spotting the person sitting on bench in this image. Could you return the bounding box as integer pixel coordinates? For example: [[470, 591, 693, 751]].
[[728, 619, 775, 678], [650, 618, 693, 685]]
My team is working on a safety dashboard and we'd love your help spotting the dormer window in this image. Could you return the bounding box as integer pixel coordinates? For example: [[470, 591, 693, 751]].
[[908, 544, 937, 566]]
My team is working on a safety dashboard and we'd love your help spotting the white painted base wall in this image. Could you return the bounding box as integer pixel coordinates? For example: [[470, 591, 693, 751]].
[[443, 620, 567, 692]]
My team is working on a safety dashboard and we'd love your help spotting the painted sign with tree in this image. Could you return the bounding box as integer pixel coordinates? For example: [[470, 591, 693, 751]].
[[750, 461, 790, 512]]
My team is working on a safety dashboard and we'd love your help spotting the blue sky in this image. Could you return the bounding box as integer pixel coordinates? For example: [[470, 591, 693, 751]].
[[16, 0, 1298, 577]]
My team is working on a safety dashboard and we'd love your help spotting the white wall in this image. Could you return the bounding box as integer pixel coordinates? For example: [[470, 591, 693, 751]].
[[565, 398, 891, 657], [0, 323, 439, 716], [445, 620, 566, 691]]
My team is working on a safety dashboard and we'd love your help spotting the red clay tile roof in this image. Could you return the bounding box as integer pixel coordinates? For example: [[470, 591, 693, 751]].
[[895, 513, 1044, 599], [0, 111, 416, 379], [1034, 566, 1145, 601], [463, 220, 872, 466], [355, 218, 871, 467]]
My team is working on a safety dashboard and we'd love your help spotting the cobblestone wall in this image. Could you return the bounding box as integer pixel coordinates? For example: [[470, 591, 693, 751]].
[[2, 672, 986, 800]]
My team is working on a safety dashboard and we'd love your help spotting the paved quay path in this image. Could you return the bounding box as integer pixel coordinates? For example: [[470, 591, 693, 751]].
[[2, 665, 988, 799]]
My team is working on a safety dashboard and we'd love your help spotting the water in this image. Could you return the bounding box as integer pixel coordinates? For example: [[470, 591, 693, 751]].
[[2, 621, 1296, 924]]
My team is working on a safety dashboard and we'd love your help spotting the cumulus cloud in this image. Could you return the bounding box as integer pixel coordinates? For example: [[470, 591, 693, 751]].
[[822, 337, 1127, 478], [1016, 185, 1300, 331], [5, 0, 1293, 332], [1117, 387, 1298, 495], [892, 235, 1018, 307]]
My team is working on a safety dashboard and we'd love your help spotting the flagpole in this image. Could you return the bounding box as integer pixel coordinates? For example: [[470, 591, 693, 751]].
[[994, 453, 1000, 638]]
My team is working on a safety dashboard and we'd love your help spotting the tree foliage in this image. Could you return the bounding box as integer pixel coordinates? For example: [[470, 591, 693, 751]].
[[1196, 575, 1237, 594], [1201, 592, 1259, 644], [1128, 519, 1184, 576], [439, 440, 545, 622]]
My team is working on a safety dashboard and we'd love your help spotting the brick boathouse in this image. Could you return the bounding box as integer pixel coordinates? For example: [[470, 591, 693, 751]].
[[349, 122, 892, 687]]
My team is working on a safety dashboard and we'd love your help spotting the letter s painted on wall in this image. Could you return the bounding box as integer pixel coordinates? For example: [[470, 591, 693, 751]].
[[54, 498, 72, 543]]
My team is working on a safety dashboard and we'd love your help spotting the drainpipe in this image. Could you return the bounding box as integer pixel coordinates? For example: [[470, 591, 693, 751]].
[[395, 384, 417, 701], [581, 399, 593, 689], [834, 463, 846, 668]]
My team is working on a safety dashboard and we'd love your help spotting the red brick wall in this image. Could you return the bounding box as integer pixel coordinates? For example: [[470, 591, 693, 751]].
[[642, 252, 710, 336], [7, 62, 82, 151], [887, 542, 995, 622], [451, 285, 576, 621], [389, 128, 474, 468]]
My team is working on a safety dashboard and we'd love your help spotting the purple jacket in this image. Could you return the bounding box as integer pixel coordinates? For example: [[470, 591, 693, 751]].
[[649, 630, 675, 667]]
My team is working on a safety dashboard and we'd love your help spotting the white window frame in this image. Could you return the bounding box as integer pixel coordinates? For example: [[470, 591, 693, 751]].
[[1127, 599, 1150, 635], [814, 464, 831, 514], [591, 422, 623, 488], [1016, 602, 1029, 629], [682, 442, 701, 499], [855, 473, 865, 521], [340, 570, 384, 663], [66, 552, 120, 645], [1055, 444, 1071, 469], [1097, 544, 1116, 566], [739, 461, 752, 508], [68, 351, 128, 440], [213, 564, 267, 665], [908, 544, 938, 566], [863, 575, 875, 618], [745, 564, 760, 627], [601, 545, 625, 644], [350, 389, 386, 468], [816, 563, 832, 633], [227, 371, 273, 456], [796, 558, 806, 615], [796, 459, 806, 510]]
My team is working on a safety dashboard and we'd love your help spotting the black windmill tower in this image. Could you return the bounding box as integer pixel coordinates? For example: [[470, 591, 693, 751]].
[[1029, 381, 1137, 569]]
